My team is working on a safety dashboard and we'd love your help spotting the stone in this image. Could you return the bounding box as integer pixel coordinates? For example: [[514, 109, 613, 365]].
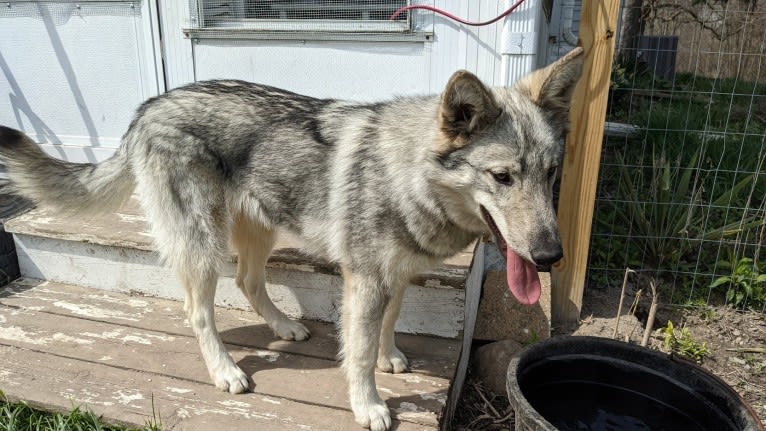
[[474, 270, 552, 342], [473, 339, 524, 396]]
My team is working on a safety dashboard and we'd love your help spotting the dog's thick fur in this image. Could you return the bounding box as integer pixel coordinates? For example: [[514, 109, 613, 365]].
[[0, 48, 583, 430]]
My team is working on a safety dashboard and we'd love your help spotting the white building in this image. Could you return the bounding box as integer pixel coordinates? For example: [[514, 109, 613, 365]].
[[0, 0, 579, 163]]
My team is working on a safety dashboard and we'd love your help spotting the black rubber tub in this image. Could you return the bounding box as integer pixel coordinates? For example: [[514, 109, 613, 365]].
[[507, 336, 763, 431]]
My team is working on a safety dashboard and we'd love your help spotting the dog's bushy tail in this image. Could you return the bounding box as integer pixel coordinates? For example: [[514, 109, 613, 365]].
[[0, 126, 135, 214]]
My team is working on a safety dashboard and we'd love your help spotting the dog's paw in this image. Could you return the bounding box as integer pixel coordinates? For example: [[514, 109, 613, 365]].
[[213, 365, 250, 394], [271, 319, 311, 341], [377, 347, 409, 374], [353, 400, 391, 431]]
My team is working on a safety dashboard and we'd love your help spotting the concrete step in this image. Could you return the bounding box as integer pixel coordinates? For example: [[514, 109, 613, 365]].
[[5, 198, 473, 338]]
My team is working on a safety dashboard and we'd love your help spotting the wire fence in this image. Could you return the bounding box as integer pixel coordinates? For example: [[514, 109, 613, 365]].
[[588, 0, 766, 311]]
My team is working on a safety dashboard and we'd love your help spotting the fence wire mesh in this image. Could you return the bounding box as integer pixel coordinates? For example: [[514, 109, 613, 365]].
[[589, 0, 766, 311]]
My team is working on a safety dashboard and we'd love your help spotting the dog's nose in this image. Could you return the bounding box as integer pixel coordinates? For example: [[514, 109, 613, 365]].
[[531, 245, 563, 266]]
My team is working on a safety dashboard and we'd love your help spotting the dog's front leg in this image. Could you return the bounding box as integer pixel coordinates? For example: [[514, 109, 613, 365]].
[[377, 283, 408, 374], [341, 267, 391, 431]]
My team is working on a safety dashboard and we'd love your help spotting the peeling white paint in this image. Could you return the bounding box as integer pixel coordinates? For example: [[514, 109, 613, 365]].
[[378, 387, 400, 397], [144, 333, 176, 342], [176, 408, 191, 419], [396, 410, 438, 423], [0, 326, 93, 346], [254, 350, 280, 362], [261, 397, 282, 405], [81, 329, 174, 345], [51, 333, 95, 345], [60, 389, 116, 407], [182, 404, 278, 421], [114, 389, 144, 405], [0, 326, 46, 345], [396, 402, 420, 412], [117, 213, 148, 223], [394, 402, 438, 423], [0, 315, 6, 323], [52, 301, 141, 321], [414, 390, 447, 405], [98, 356, 113, 361], [218, 399, 251, 408], [166, 386, 193, 394], [394, 374, 441, 386], [86, 294, 149, 308]]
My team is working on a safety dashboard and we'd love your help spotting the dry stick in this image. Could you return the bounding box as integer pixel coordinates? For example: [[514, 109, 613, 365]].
[[627, 289, 643, 341], [472, 383, 501, 418], [641, 278, 659, 347], [726, 347, 766, 354], [612, 267, 636, 339]]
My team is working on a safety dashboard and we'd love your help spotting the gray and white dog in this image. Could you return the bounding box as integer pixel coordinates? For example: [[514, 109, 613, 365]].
[[0, 47, 582, 430]]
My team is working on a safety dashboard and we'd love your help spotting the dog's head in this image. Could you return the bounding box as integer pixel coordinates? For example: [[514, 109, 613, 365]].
[[433, 48, 584, 305]]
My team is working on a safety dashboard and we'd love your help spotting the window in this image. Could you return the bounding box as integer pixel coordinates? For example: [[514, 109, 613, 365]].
[[187, 0, 426, 40]]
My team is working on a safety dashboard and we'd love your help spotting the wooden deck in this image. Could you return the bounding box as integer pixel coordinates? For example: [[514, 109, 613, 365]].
[[0, 279, 460, 430]]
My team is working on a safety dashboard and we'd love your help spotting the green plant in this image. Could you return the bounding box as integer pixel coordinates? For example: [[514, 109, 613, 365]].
[[592, 72, 766, 300], [662, 320, 710, 362], [523, 330, 540, 346], [613, 147, 760, 270], [710, 257, 766, 309]]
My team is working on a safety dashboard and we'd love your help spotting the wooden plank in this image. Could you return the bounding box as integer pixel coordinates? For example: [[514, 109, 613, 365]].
[[11, 238, 466, 338], [0, 279, 459, 377], [0, 279, 459, 429], [441, 241, 484, 431], [5, 198, 472, 285], [550, 1, 620, 325], [0, 345, 431, 431], [0, 307, 448, 423]]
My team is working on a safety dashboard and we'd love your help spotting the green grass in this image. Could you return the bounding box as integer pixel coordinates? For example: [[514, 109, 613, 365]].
[[0, 397, 160, 431]]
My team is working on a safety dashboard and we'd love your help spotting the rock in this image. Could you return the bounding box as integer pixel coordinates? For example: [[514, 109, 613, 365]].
[[473, 339, 524, 396], [474, 270, 551, 342], [730, 357, 747, 365]]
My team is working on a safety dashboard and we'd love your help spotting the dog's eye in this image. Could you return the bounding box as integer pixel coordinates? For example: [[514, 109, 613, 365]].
[[491, 171, 513, 186], [547, 166, 558, 180]]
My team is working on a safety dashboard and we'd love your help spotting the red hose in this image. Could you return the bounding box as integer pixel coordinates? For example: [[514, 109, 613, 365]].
[[390, 0, 527, 27]]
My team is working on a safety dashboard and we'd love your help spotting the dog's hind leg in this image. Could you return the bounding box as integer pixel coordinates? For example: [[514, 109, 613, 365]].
[[179, 269, 250, 393], [231, 215, 310, 341], [340, 266, 391, 431], [136, 172, 248, 394], [376, 284, 409, 374]]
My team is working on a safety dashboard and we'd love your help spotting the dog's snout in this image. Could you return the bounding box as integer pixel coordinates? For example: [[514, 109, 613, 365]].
[[531, 245, 563, 266]]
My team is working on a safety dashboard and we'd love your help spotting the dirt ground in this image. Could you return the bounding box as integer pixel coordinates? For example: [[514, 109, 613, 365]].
[[452, 284, 766, 430]]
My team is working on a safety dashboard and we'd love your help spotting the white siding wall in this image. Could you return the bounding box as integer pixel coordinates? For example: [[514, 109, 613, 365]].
[[0, 1, 163, 163], [174, 0, 531, 100], [1, 1, 549, 161]]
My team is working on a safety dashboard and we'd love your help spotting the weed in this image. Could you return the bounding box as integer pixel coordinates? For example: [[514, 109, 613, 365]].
[[523, 330, 540, 346], [711, 257, 766, 309], [662, 320, 710, 362]]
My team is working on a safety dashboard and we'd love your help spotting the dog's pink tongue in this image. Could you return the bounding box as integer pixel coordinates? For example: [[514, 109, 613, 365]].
[[506, 250, 541, 305]]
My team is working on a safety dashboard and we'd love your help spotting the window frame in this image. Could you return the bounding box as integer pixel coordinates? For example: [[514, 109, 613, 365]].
[[185, 0, 431, 42]]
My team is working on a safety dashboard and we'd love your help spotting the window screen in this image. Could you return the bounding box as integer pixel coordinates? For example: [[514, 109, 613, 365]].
[[192, 0, 411, 33]]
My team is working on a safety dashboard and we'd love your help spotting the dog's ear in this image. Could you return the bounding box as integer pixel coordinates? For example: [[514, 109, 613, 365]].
[[515, 47, 584, 137], [437, 70, 501, 153]]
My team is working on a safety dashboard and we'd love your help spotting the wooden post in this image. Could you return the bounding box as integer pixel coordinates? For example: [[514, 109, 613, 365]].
[[550, 1, 620, 325]]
